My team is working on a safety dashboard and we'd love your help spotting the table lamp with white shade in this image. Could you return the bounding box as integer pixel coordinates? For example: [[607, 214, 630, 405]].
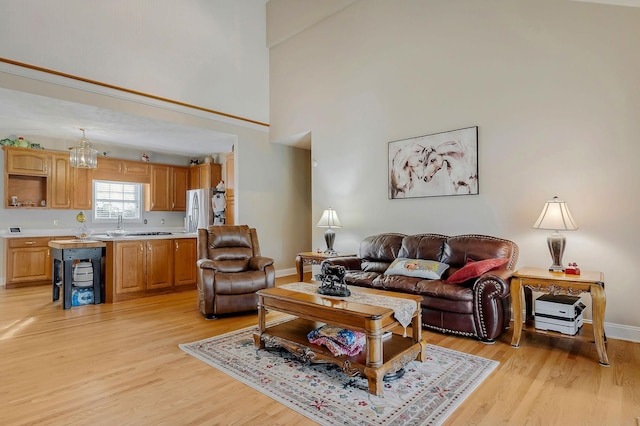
[[316, 208, 342, 254], [532, 196, 579, 272]]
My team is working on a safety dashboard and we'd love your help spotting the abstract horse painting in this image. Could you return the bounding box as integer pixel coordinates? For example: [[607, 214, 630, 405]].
[[388, 126, 478, 199]]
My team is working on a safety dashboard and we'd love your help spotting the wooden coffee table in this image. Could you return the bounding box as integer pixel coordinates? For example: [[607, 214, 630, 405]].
[[253, 283, 427, 396]]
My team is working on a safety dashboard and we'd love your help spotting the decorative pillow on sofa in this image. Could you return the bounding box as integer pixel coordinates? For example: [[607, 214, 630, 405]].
[[384, 258, 449, 280], [445, 257, 509, 284]]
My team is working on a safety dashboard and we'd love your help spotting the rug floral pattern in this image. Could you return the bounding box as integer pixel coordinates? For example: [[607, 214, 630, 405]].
[[180, 322, 498, 425]]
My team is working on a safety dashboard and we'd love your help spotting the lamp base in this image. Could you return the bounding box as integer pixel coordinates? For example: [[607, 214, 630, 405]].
[[323, 228, 336, 254], [547, 232, 566, 273]]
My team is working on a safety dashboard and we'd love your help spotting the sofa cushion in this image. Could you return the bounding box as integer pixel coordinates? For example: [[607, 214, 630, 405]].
[[445, 257, 509, 284], [373, 273, 423, 293], [443, 235, 514, 267], [397, 234, 448, 261], [359, 233, 404, 262], [384, 258, 449, 280]]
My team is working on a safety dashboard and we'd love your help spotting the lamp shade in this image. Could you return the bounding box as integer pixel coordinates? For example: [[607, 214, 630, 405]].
[[532, 196, 578, 231], [316, 208, 342, 228], [69, 128, 98, 169]]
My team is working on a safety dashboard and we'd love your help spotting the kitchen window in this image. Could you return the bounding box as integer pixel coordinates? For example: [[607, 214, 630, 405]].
[[93, 180, 143, 222]]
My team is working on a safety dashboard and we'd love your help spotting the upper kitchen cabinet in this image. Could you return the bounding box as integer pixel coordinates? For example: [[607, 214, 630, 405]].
[[4, 146, 49, 208], [188, 163, 222, 190], [92, 157, 150, 183], [5, 146, 49, 175], [225, 152, 235, 225], [145, 164, 188, 211], [49, 152, 72, 209]]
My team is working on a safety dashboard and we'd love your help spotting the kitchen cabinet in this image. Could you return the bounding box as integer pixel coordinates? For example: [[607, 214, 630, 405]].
[[49, 152, 72, 209], [72, 167, 93, 210], [4, 146, 49, 208], [188, 163, 222, 189], [173, 238, 197, 286], [4, 236, 73, 288], [105, 237, 196, 302], [171, 166, 188, 211], [5, 237, 52, 288], [225, 152, 235, 225], [93, 157, 150, 183], [146, 239, 174, 289], [111, 240, 148, 294], [146, 165, 188, 211], [5, 146, 49, 175]]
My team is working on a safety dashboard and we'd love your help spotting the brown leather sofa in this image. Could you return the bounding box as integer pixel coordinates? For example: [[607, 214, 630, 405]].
[[324, 233, 519, 342], [196, 225, 275, 319]]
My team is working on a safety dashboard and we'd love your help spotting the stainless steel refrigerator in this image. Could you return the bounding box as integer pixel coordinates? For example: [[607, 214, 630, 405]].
[[186, 188, 226, 233]]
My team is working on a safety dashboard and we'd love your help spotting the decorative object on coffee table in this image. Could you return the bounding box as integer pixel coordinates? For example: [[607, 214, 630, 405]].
[[315, 261, 350, 297], [316, 207, 341, 253], [532, 196, 578, 272]]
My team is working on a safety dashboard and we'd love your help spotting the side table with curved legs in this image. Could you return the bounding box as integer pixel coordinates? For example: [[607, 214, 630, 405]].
[[510, 266, 609, 366]]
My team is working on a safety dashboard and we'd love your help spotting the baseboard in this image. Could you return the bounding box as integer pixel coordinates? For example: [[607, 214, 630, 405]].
[[584, 319, 640, 343], [276, 267, 297, 278]]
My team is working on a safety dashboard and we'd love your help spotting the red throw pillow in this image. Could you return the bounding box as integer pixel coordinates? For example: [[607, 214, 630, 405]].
[[445, 257, 509, 284]]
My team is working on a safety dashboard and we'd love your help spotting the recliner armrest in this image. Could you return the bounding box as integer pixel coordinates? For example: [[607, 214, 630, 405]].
[[249, 256, 274, 271], [197, 259, 218, 270]]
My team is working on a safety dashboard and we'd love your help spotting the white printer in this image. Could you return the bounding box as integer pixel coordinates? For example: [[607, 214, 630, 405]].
[[534, 294, 586, 335]]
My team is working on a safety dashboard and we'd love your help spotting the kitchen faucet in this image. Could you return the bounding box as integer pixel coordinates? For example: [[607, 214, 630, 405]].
[[117, 214, 123, 230]]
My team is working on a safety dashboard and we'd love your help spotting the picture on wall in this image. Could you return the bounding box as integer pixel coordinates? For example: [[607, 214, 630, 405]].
[[388, 126, 478, 199]]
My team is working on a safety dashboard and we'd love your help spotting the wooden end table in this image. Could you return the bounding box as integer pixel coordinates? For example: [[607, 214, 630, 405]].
[[253, 284, 427, 396], [510, 266, 609, 366], [295, 251, 355, 282]]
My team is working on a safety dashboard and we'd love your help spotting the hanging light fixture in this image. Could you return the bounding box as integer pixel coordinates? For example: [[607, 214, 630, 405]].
[[69, 128, 98, 169]]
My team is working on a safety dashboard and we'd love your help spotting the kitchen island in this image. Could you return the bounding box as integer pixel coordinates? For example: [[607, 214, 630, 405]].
[[98, 233, 198, 303]]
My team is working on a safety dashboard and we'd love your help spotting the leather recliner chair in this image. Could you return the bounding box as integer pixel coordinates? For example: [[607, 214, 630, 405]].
[[196, 225, 275, 319]]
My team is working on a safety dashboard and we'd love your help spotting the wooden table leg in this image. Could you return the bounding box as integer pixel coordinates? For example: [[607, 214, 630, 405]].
[[511, 277, 523, 347], [590, 283, 609, 366], [412, 308, 427, 361], [253, 295, 266, 349], [295, 254, 304, 282]]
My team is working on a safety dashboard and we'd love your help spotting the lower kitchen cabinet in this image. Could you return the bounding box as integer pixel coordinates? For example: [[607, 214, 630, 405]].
[[105, 238, 196, 302], [146, 239, 173, 290], [4, 236, 74, 288], [174, 238, 197, 286], [111, 240, 148, 294], [5, 237, 52, 288]]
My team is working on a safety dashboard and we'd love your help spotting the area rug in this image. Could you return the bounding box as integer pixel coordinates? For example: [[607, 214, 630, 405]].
[[179, 320, 498, 425]]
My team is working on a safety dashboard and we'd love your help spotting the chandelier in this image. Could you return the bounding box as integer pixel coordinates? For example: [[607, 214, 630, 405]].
[[69, 128, 98, 168]]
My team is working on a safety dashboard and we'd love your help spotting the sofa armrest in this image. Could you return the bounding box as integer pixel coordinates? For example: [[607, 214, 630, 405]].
[[249, 256, 275, 271], [472, 268, 514, 341], [323, 256, 363, 271], [474, 267, 513, 298], [197, 259, 218, 271]]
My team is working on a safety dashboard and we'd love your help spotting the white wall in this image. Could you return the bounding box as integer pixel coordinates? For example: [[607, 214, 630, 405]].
[[0, 0, 269, 124], [269, 0, 640, 339]]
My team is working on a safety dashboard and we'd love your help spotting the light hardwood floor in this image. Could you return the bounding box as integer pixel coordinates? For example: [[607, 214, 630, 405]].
[[1, 275, 638, 425]]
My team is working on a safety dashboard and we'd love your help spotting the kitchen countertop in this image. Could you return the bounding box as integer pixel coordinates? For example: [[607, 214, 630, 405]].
[[0, 228, 196, 240]]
